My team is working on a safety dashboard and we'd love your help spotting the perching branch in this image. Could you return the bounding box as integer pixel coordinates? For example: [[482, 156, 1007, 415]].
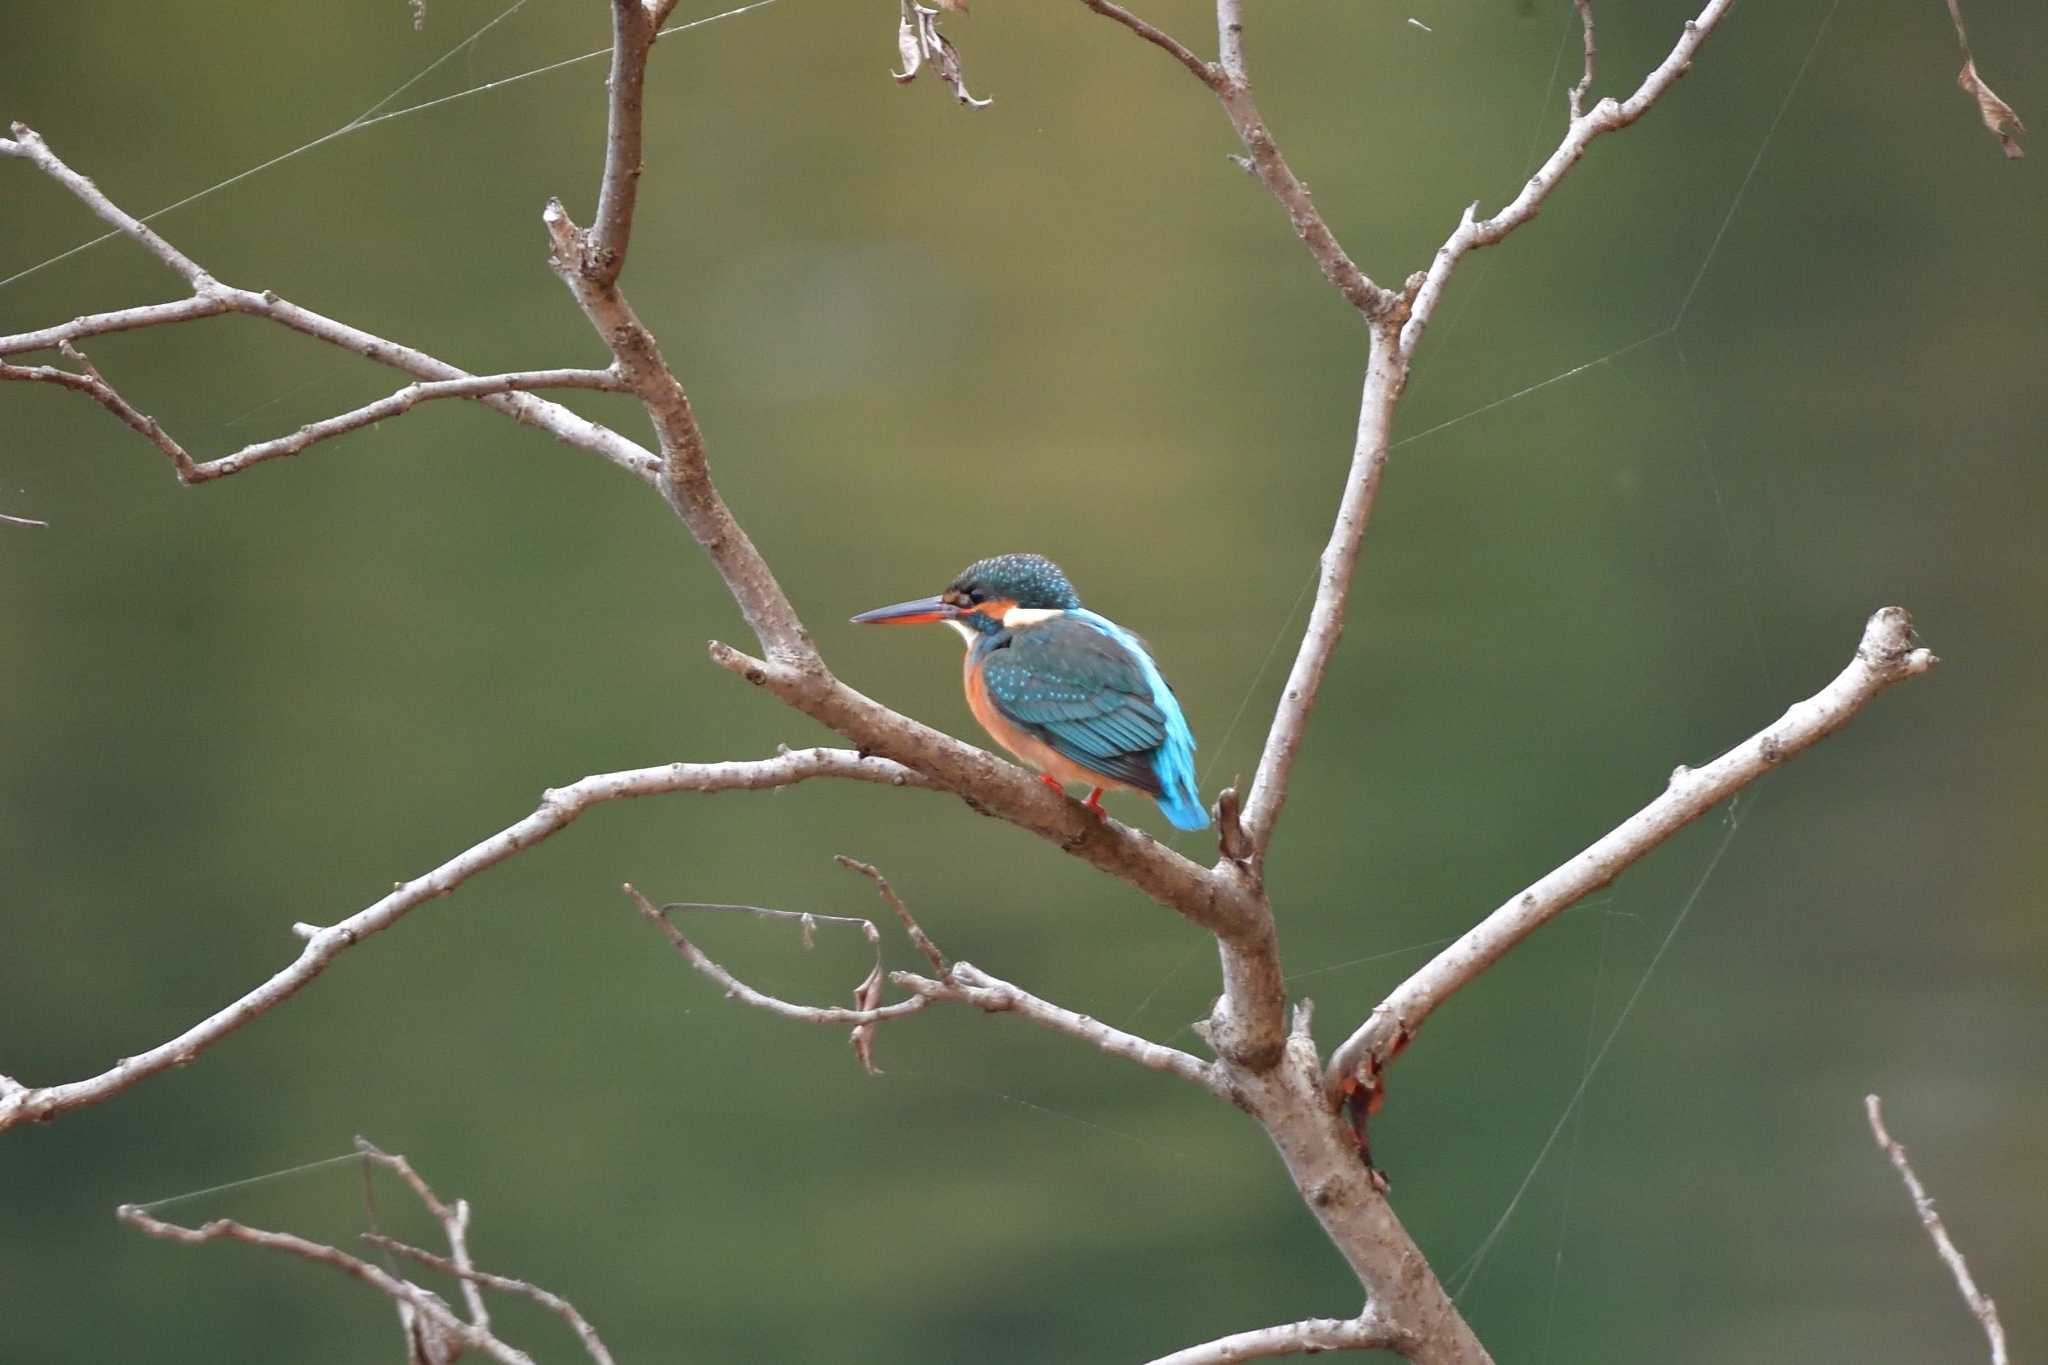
[[0, 748, 927, 1132], [1864, 1095, 2009, 1365], [1327, 608, 1939, 1103], [119, 1140, 614, 1365]]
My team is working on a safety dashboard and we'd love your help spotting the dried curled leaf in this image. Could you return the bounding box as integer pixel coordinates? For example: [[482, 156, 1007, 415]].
[[890, 1, 992, 109], [1944, 0, 2025, 158], [1958, 58, 2025, 159], [848, 920, 885, 1076]]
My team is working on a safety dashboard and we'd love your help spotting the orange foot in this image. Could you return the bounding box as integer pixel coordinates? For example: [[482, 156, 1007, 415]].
[[1082, 787, 1107, 819], [1038, 774, 1065, 794]]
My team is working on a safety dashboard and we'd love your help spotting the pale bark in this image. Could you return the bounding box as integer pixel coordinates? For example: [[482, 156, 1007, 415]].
[[1, 3, 1953, 1361]]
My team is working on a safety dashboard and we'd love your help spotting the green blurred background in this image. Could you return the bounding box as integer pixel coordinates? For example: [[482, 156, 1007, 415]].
[[3, 1, 2043, 1360]]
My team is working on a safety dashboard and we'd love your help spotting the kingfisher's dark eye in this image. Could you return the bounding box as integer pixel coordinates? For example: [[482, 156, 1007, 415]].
[[966, 587, 987, 605]]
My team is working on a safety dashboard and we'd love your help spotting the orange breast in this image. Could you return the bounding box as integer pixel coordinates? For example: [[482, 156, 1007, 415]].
[[962, 654, 1142, 794]]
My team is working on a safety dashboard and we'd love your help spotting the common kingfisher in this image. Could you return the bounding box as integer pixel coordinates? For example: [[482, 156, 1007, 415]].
[[852, 553, 1208, 831]]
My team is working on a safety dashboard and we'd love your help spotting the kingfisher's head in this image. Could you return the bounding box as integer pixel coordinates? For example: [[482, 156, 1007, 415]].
[[851, 553, 1081, 641]]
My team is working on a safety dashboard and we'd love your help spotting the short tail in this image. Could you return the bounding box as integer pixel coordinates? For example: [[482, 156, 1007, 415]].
[[1151, 729, 1208, 831]]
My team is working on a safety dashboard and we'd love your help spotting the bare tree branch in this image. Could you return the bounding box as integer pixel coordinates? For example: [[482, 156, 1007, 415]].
[[1143, 1310, 1395, 1365], [1210, 1, 1394, 319], [365, 1235, 617, 1365], [354, 1138, 492, 1331], [119, 1141, 613, 1364], [118, 1207, 533, 1365], [1235, 325, 1402, 857], [0, 295, 230, 355], [188, 368, 625, 481], [633, 875, 1218, 1090], [632, 883, 933, 1027], [1865, 1095, 2009, 1365], [587, 0, 660, 287], [836, 854, 945, 973], [707, 639, 1263, 941], [1400, 0, 1737, 361], [1, 125, 660, 486], [897, 962, 1219, 1090], [1569, 0, 1598, 120], [1327, 608, 1939, 1103], [5, 112, 1250, 970], [1, 344, 195, 477], [1076, 1, 1395, 319], [0, 748, 927, 1132], [8, 5, 1960, 1363], [1076, 1, 1219, 88]]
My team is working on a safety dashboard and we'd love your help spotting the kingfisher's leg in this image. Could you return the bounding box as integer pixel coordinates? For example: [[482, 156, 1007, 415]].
[[1038, 774, 1065, 794], [1082, 787, 1106, 818]]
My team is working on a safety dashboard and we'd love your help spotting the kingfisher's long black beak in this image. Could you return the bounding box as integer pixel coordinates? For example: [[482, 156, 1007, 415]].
[[850, 594, 958, 625]]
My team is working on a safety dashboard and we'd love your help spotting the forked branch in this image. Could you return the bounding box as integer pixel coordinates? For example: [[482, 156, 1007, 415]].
[[633, 876, 1218, 1090], [0, 749, 926, 1132], [1400, 0, 1738, 359], [1328, 608, 1938, 1102], [119, 1140, 613, 1365], [0, 126, 659, 485]]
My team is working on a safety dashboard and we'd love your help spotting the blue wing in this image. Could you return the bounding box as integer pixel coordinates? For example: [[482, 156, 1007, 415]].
[[978, 612, 1206, 830]]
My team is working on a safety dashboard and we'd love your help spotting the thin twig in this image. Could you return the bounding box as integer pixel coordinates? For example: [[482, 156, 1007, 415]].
[[1234, 325, 1402, 858], [630, 885, 931, 1026], [1568, 0, 1598, 120], [1865, 1095, 2008, 1365], [0, 295, 231, 355], [1, 349, 195, 478], [1327, 607, 1938, 1102], [836, 855, 946, 972], [117, 1206, 532, 1365], [1401, 0, 1737, 360], [354, 1138, 490, 1330], [190, 368, 624, 481], [0, 748, 928, 1132], [1, 126, 659, 485], [1075, 0, 1395, 318], [365, 1234, 617, 1365], [895, 963, 1217, 1090], [587, 0, 657, 286], [1076, 0, 1219, 87]]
